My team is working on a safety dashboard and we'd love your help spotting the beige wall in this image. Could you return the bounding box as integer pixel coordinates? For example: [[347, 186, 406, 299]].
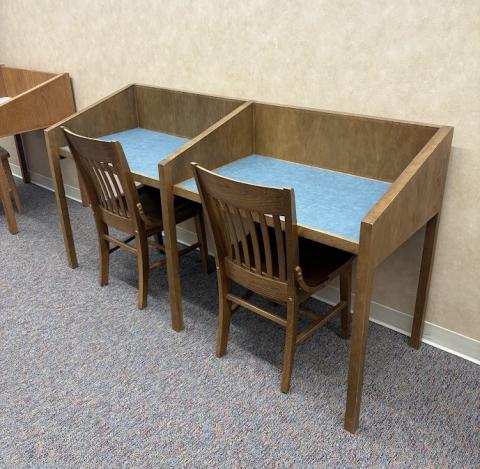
[[1, 0, 479, 340]]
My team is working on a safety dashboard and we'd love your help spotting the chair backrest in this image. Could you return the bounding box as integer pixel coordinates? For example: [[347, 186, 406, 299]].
[[192, 163, 298, 300], [63, 127, 141, 230]]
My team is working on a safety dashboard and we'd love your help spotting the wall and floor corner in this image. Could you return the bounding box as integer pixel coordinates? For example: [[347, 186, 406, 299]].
[[0, 1, 478, 362]]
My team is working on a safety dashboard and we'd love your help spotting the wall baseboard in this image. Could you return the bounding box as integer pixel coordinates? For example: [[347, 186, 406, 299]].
[[314, 285, 480, 365], [11, 162, 82, 203], [13, 165, 479, 365]]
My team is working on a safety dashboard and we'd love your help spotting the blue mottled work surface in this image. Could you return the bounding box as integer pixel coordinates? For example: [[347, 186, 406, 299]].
[[97, 128, 189, 179], [177, 155, 391, 242], [62, 127, 188, 180]]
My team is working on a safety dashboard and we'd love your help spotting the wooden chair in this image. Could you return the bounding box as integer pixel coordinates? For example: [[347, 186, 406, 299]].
[[0, 146, 22, 234], [192, 163, 354, 392], [63, 128, 209, 309]]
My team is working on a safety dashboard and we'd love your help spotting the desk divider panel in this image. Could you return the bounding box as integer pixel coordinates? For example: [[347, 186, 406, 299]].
[[253, 103, 439, 182], [365, 126, 453, 267], [170, 101, 440, 188], [0, 69, 7, 97], [47, 85, 246, 159], [45, 85, 138, 157], [163, 101, 254, 189], [135, 85, 244, 138], [0, 66, 56, 97]]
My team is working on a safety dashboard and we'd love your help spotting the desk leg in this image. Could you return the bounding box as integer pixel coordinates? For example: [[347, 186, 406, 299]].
[[14, 134, 30, 183], [0, 161, 18, 234], [344, 253, 374, 433], [160, 189, 184, 332], [410, 214, 439, 349], [47, 151, 78, 269]]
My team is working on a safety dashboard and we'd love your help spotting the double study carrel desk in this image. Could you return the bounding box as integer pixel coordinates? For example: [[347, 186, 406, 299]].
[[45, 87, 453, 433], [0, 65, 74, 182]]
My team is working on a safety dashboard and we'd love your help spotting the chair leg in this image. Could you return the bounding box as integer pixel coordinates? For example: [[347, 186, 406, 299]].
[[150, 231, 164, 254], [340, 263, 352, 339], [0, 162, 18, 234], [98, 224, 110, 287], [2, 159, 22, 213], [14, 134, 30, 184], [281, 297, 299, 393], [137, 233, 150, 309], [195, 209, 211, 274], [216, 271, 232, 357]]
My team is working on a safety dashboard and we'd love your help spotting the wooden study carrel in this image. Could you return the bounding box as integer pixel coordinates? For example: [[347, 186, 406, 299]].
[[44, 83, 246, 269], [160, 101, 453, 433], [0, 65, 75, 182]]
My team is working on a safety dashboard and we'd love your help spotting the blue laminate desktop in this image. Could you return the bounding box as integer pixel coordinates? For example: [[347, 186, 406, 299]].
[[61, 128, 189, 179], [178, 155, 391, 242], [97, 128, 189, 179]]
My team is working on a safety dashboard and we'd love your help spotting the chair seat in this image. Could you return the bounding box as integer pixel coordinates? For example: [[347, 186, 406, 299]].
[[137, 186, 199, 230], [234, 226, 353, 290], [0, 146, 9, 160], [298, 238, 353, 288]]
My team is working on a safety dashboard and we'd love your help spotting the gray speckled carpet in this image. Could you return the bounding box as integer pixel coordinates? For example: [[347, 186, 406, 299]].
[[0, 181, 479, 468]]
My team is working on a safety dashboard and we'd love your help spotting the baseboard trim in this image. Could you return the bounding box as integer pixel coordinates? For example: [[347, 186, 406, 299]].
[[10, 162, 82, 203], [314, 285, 479, 365], [14, 167, 479, 365]]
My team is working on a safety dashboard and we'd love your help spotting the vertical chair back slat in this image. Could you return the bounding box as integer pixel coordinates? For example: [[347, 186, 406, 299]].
[[216, 199, 234, 259], [259, 213, 273, 278], [102, 163, 120, 213], [246, 210, 262, 274], [233, 207, 251, 269], [273, 215, 286, 281], [90, 162, 107, 209], [223, 201, 241, 263], [109, 171, 128, 217]]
